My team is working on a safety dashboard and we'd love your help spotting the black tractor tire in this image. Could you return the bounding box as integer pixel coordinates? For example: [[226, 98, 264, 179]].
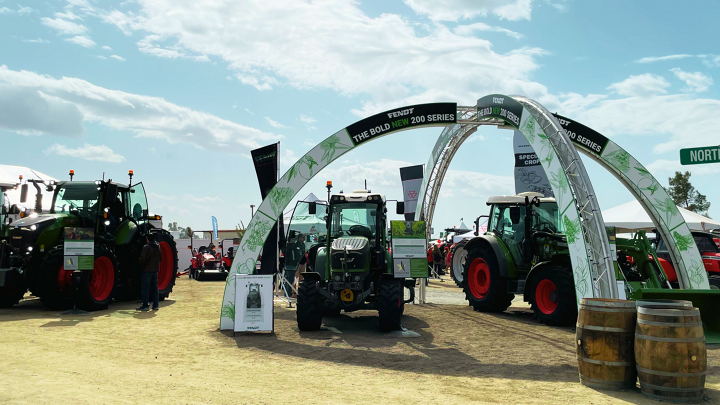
[[529, 265, 577, 326], [450, 240, 469, 288], [75, 245, 119, 311], [378, 279, 402, 332], [0, 270, 26, 308], [155, 231, 178, 300], [37, 248, 74, 310], [461, 243, 513, 313], [708, 274, 720, 290], [297, 279, 323, 331]]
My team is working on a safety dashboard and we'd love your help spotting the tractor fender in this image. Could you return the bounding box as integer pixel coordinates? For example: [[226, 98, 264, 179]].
[[462, 235, 510, 278], [314, 247, 327, 281], [523, 260, 572, 303], [114, 220, 137, 246]]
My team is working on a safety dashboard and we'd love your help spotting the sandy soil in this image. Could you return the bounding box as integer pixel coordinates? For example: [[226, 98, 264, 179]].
[[1, 276, 719, 405]]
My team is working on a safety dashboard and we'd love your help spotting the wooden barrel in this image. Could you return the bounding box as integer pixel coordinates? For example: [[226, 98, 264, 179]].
[[635, 305, 707, 403], [576, 298, 637, 390]]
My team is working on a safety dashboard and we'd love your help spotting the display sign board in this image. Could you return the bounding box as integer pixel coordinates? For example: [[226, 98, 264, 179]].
[[513, 130, 553, 197], [680, 146, 720, 165], [63, 227, 94, 270], [234, 274, 274, 332], [346, 103, 456, 146], [391, 220, 428, 279]]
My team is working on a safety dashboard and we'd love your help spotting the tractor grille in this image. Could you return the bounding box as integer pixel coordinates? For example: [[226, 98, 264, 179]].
[[331, 237, 368, 251], [330, 238, 369, 270], [9, 228, 31, 249]]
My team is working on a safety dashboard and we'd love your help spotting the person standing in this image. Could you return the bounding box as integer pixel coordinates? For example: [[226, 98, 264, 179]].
[[432, 242, 445, 276], [138, 233, 163, 311], [283, 233, 306, 298]]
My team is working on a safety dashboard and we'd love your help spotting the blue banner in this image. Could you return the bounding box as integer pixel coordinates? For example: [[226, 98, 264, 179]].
[[211, 216, 218, 240]]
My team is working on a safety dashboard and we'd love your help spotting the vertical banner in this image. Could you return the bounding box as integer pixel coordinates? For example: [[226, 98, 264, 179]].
[[251, 143, 283, 275], [211, 216, 218, 240], [513, 130, 553, 197], [399, 165, 424, 221]]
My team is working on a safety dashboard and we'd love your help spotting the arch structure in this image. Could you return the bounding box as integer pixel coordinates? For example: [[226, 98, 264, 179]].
[[416, 95, 710, 302]]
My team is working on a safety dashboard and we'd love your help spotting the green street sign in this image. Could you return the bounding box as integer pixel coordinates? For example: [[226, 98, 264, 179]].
[[680, 145, 720, 165]]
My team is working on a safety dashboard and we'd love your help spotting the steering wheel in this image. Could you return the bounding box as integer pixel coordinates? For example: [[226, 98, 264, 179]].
[[535, 220, 557, 233], [347, 225, 371, 236]]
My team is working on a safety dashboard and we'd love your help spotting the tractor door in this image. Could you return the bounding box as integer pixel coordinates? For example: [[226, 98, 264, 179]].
[[490, 204, 527, 268], [129, 183, 149, 227]]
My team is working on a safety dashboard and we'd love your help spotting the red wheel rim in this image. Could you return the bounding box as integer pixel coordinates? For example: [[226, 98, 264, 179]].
[[535, 279, 558, 315], [158, 241, 173, 291], [468, 258, 490, 299], [89, 256, 114, 302], [57, 264, 73, 290]]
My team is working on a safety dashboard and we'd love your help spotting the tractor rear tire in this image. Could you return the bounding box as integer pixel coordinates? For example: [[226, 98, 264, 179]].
[[378, 279, 402, 332], [462, 243, 513, 313], [708, 274, 720, 290], [0, 271, 26, 308], [450, 240, 469, 288], [297, 279, 323, 331], [37, 249, 74, 310], [529, 265, 577, 326], [75, 245, 119, 311], [155, 231, 178, 300]]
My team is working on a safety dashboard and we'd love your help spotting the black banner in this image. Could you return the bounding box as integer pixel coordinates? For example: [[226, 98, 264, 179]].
[[476, 94, 523, 127], [514, 152, 540, 167], [347, 103, 457, 146], [251, 143, 284, 275], [552, 114, 609, 156], [399, 165, 424, 221]]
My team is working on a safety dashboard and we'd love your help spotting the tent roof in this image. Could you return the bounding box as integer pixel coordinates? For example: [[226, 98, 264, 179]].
[[283, 192, 323, 218], [0, 164, 56, 184], [602, 200, 720, 233]]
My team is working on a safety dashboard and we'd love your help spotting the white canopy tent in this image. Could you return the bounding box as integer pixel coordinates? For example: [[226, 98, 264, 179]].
[[602, 200, 720, 233], [283, 193, 323, 235], [0, 164, 57, 211]]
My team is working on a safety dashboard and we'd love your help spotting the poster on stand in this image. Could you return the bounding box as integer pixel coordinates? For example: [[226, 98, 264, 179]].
[[63, 227, 94, 270], [234, 274, 274, 332], [390, 220, 428, 278]]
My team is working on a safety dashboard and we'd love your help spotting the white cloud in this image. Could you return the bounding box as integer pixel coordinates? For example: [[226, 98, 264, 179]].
[[265, 117, 289, 129], [44, 143, 125, 163], [65, 35, 96, 48], [17, 5, 37, 15], [41, 17, 87, 35], [110, 54, 126, 61], [0, 7, 11, 13], [0, 65, 280, 152], [606, 74, 670, 97], [55, 10, 82, 20], [95, 1, 549, 115], [670, 68, 713, 93], [636, 54, 693, 64], [441, 170, 514, 198], [454, 22, 523, 40], [97, 55, 107, 60], [245, 108, 254, 115], [404, 0, 533, 22], [300, 115, 317, 124], [101, 45, 112, 50], [23, 38, 50, 44], [466, 134, 486, 142]]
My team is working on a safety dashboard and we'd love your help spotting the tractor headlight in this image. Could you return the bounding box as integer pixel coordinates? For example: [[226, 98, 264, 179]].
[[334, 275, 341, 281], [104, 220, 110, 226], [354, 276, 360, 281], [27, 246, 33, 252], [30, 224, 37, 231]]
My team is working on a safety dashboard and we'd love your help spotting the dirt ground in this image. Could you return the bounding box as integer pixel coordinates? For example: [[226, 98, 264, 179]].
[[1, 276, 719, 405]]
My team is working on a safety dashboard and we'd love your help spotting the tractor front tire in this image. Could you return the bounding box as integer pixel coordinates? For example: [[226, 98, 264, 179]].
[[75, 245, 119, 311], [37, 249, 74, 310], [708, 274, 720, 290], [378, 279, 402, 332], [529, 265, 577, 326], [462, 243, 513, 312], [297, 279, 323, 331], [450, 240, 469, 288], [155, 231, 178, 300], [0, 271, 26, 308]]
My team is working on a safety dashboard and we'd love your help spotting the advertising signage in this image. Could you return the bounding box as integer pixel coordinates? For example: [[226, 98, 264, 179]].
[[347, 103, 457, 146], [680, 146, 720, 165]]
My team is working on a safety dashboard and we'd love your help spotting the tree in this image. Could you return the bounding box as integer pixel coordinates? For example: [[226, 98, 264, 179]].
[[667, 171, 711, 216]]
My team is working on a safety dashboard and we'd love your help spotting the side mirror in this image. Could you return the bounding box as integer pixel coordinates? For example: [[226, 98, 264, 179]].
[[308, 201, 316, 215], [509, 207, 521, 225], [396, 201, 405, 215], [20, 184, 28, 203]]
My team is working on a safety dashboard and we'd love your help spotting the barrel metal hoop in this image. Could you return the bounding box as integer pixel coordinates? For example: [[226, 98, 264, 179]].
[[638, 307, 700, 317], [636, 365, 707, 377], [579, 306, 636, 313], [637, 319, 704, 328], [577, 356, 634, 367], [581, 299, 637, 308], [639, 382, 704, 393], [577, 324, 632, 332], [635, 333, 706, 343]]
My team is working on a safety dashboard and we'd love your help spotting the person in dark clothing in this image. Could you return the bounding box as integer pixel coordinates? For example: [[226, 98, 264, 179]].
[[432, 243, 445, 276], [138, 233, 163, 311]]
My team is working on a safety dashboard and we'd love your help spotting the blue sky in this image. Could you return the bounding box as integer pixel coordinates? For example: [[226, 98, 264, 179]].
[[1, 0, 719, 235]]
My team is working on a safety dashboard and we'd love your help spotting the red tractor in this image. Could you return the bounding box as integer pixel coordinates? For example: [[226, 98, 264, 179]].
[[654, 230, 720, 289], [188, 241, 224, 281]]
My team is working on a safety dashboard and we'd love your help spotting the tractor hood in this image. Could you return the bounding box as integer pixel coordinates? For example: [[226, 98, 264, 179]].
[[330, 237, 370, 271], [12, 214, 60, 229], [331, 237, 369, 252]]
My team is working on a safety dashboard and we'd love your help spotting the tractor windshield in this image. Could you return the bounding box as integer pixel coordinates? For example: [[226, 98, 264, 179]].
[[533, 202, 563, 233], [52, 183, 99, 221], [330, 203, 378, 240]]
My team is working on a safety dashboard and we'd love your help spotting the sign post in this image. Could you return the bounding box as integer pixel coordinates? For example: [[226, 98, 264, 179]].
[[680, 146, 720, 165]]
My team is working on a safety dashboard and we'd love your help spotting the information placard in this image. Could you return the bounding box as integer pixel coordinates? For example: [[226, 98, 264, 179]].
[[390, 220, 428, 259], [63, 227, 94, 270], [234, 274, 274, 332]]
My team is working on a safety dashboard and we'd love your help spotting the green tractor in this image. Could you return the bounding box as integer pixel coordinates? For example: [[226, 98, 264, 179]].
[[296, 190, 410, 332], [462, 191, 720, 332], [0, 171, 178, 311]]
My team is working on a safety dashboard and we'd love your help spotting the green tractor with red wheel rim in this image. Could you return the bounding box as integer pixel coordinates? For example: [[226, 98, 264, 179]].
[[0, 171, 178, 311]]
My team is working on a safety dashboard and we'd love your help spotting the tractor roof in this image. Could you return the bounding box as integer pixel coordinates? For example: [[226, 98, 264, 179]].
[[56, 180, 130, 190], [487, 192, 556, 205], [331, 190, 385, 203]]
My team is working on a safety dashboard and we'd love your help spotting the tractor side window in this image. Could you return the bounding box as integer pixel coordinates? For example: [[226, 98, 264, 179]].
[[655, 238, 668, 253], [129, 182, 148, 224], [694, 235, 719, 253], [489, 205, 501, 234]]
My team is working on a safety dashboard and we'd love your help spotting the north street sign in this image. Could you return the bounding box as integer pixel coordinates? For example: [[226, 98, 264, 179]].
[[680, 146, 720, 165]]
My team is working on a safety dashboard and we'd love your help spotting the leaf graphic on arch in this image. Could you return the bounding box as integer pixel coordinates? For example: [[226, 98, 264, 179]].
[[549, 168, 569, 201], [320, 136, 352, 163], [605, 150, 631, 173], [268, 187, 295, 217], [564, 215, 581, 244], [688, 260, 706, 288], [521, 116, 536, 143], [287, 155, 318, 182], [242, 219, 273, 253], [672, 231, 694, 252], [573, 257, 590, 300], [220, 301, 236, 320], [654, 197, 678, 225], [643, 182, 660, 195], [635, 166, 653, 180]]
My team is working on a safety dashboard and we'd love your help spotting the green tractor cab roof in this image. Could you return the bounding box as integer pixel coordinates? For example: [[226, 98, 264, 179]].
[[486, 192, 556, 206]]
